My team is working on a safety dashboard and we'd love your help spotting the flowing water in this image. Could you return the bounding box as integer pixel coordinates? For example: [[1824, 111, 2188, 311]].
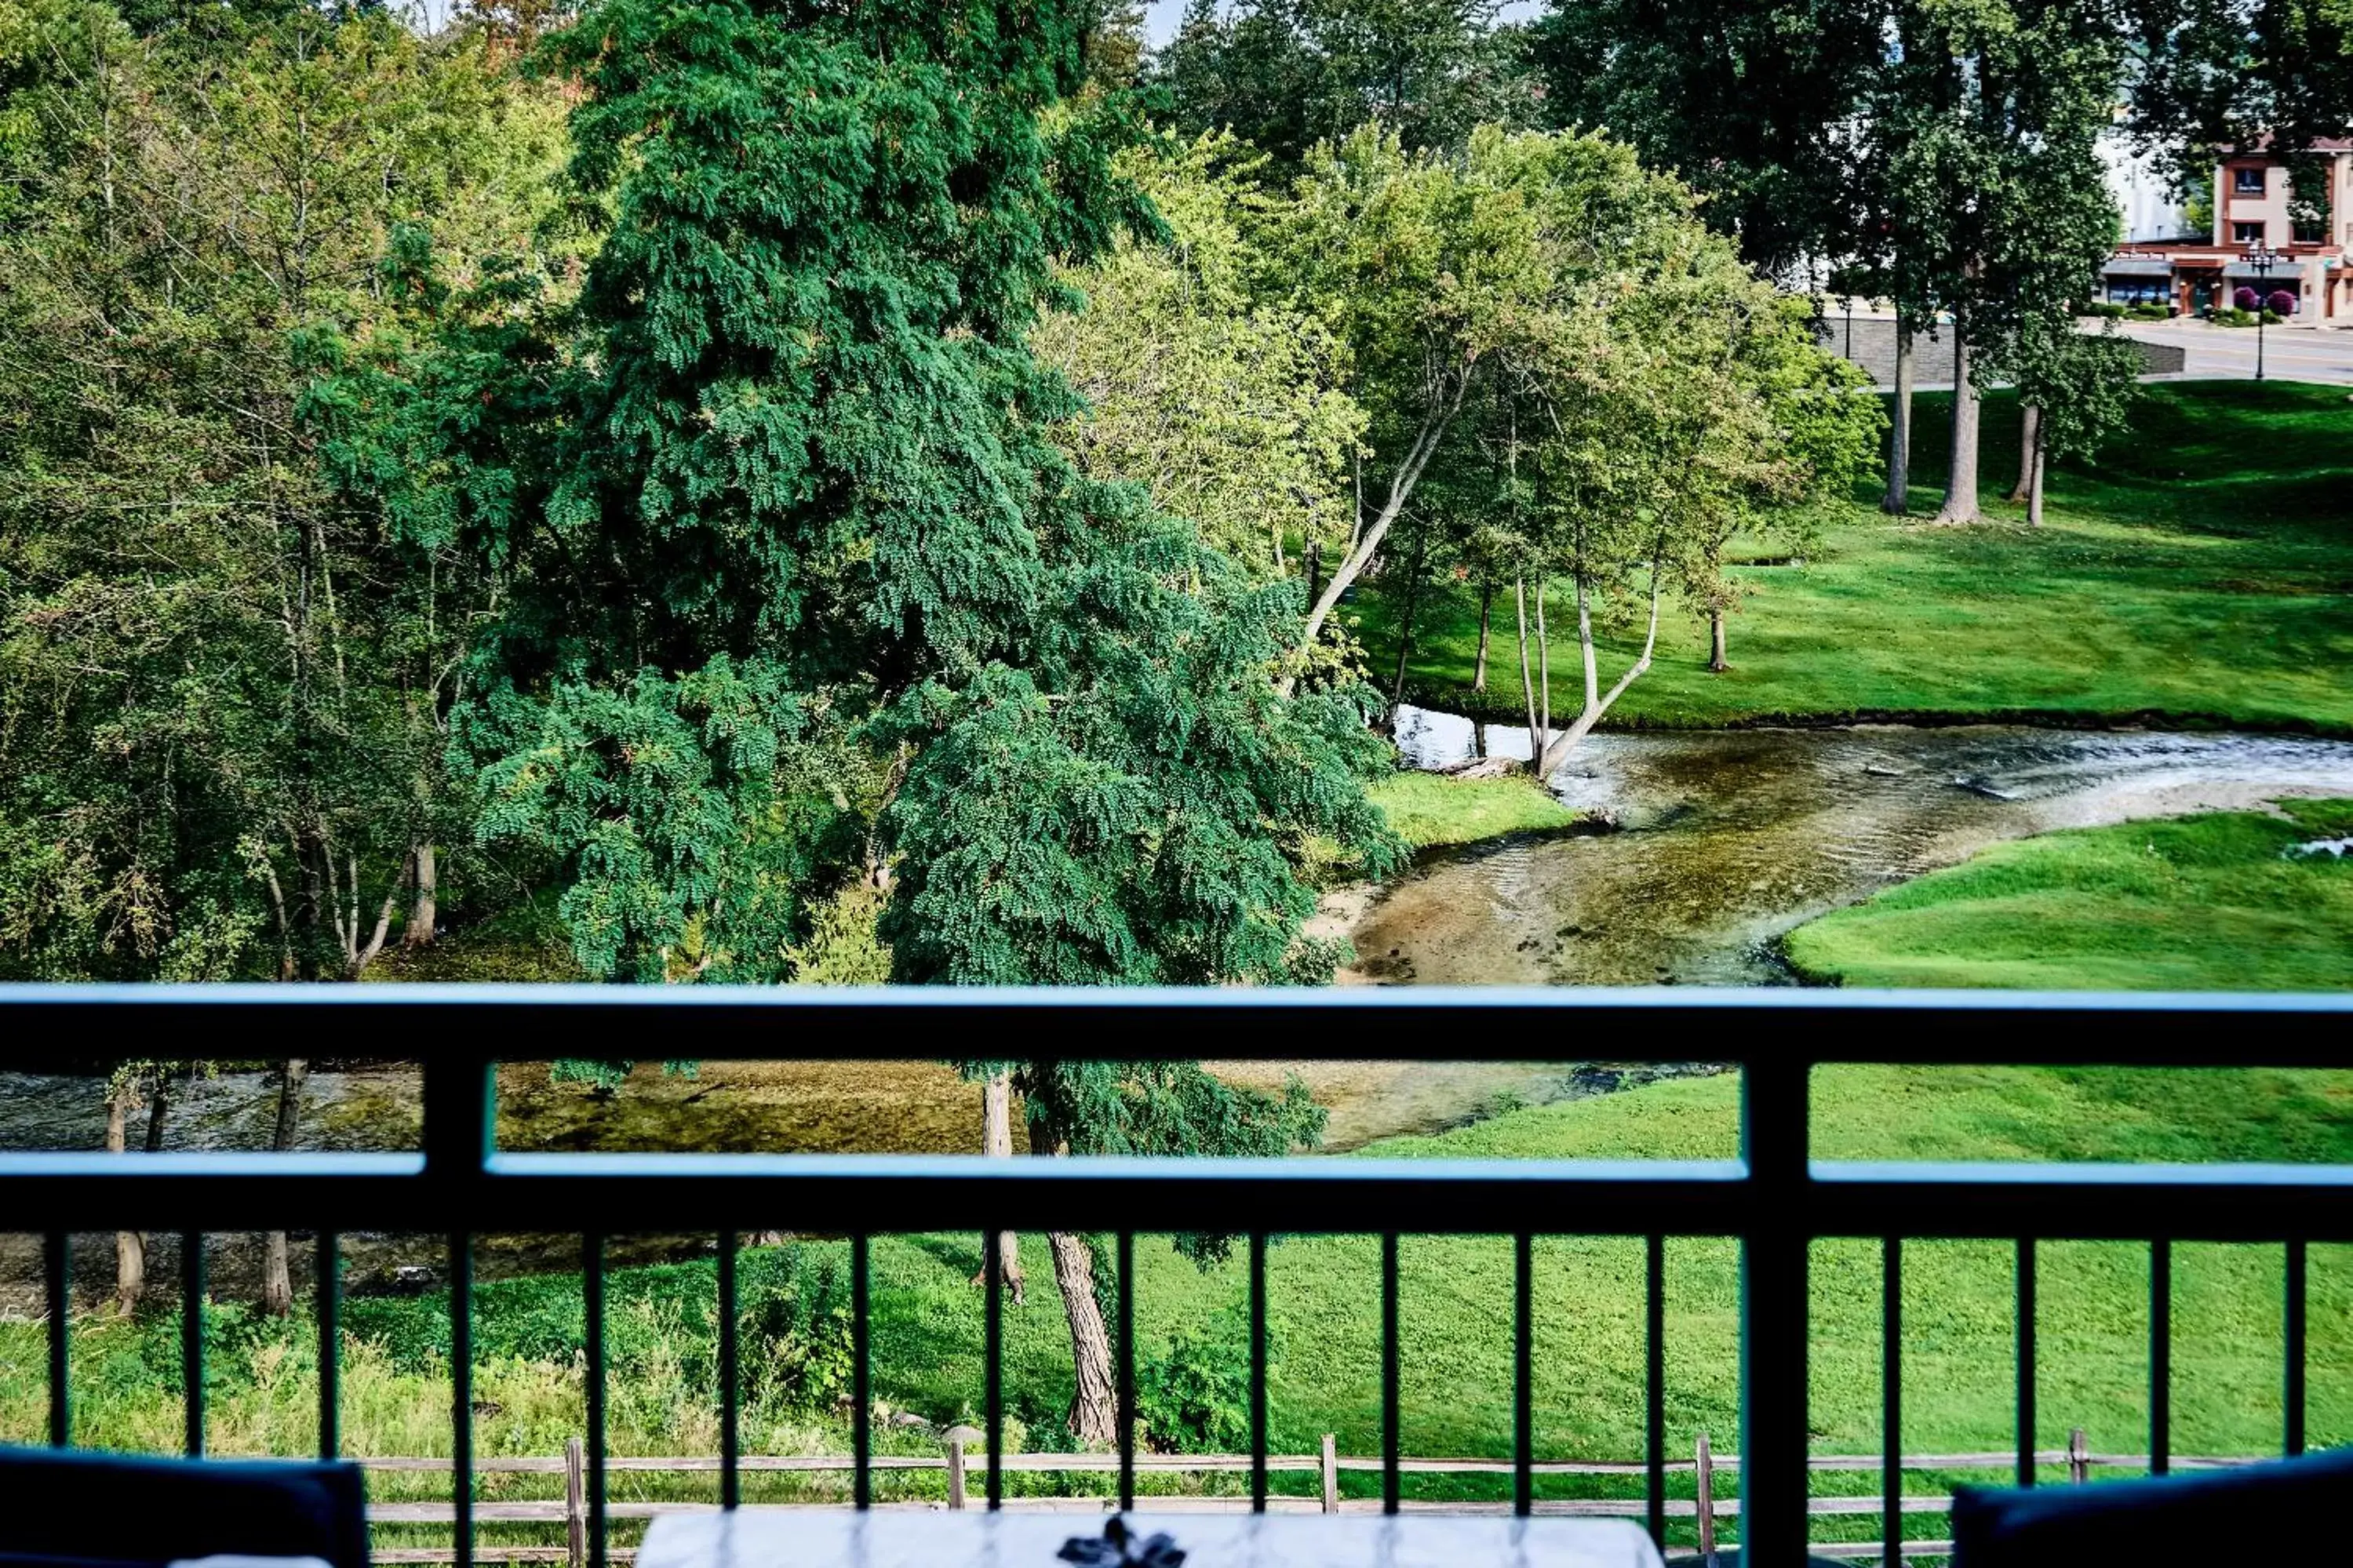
[[1353, 711, 2353, 986]]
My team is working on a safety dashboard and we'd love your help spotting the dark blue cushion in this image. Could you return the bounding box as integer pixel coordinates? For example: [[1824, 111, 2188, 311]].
[[0, 1446, 367, 1568], [1953, 1446, 2353, 1565]]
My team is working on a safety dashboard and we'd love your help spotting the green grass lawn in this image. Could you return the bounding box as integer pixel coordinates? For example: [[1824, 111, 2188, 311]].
[[1366, 771, 1580, 850], [1360, 381, 2353, 732], [9, 1066, 2347, 1556], [1784, 799, 2353, 989]]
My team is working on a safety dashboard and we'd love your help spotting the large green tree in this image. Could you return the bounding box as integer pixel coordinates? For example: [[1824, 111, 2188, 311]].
[[1529, 0, 1883, 279], [342, 0, 1399, 979], [0, 2, 565, 981], [1153, 0, 1538, 173]]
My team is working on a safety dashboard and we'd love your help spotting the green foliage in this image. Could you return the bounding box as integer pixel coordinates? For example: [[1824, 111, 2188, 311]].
[[335, 0, 1401, 987], [1784, 800, 2353, 990], [0, 4, 568, 978], [1033, 132, 1366, 578], [1154, 0, 1539, 173], [1529, 0, 1884, 276], [1136, 1305, 1262, 1453]]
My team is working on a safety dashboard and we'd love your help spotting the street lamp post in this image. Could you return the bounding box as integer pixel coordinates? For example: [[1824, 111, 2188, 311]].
[[2240, 241, 2280, 383]]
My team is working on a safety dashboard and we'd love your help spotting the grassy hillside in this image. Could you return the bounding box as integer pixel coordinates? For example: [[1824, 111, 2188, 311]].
[[1362, 382, 2353, 733]]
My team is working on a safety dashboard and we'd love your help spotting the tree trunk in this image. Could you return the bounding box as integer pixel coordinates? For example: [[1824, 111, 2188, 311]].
[[2027, 427, 2047, 527], [110, 1082, 144, 1315], [1283, 377, 1470, 693], [2009, 404, 2041, 504], [1882, 318, 1914, 514], [974, 1073, 1025, 1305], [404, 844, 436, 947], [1935, 323, 1981, 523], [1302, 540, 1320, 614], [1708, 607, 1728, 673], [1514, 576, 1541, 771], [1534, 560, 1665, 779], [144, 1080, 169, 1152], [1047, 1230, 1117, 1447], [1471, 581, 1493, 693], [1388, 545, 1427, 710], [260, 1059, 307, 1316]]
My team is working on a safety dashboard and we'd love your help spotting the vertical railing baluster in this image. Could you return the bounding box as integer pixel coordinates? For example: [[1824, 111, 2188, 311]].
[[2150, 1239, 2171, 1476], [2016, 1237, 2035, 1488], [1249, 1231, 1268, 1514], [1644, 1233, 1665, 1551], [1742, 1060, 1812, 1568], [984, 1229, 1003, 1512], [585, 1232, 605, 1568], [183, 1230, 205, 1459], [319, 1231, 341, 1461], [1117, 1231, 1136, 1514], [1513, 1231, 1532, 1518], [45, 1230, 69, 1449], [719, 1231, 739, 1511], [452, 1231, 473, 1568], [1381, 1231, 1401, 1516], [2285, 1238, 2307, 1457], [853, 1233, 871, 1511], [1881, 1238, 1900, 1568]]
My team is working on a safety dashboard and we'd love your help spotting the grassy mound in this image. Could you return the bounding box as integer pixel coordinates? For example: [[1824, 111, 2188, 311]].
[[1368, 770, 1580, 850], [1785, 799, 2353, 989]]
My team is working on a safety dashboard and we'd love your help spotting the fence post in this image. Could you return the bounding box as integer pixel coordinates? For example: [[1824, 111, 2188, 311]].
[[1320, 1435, 1339, 1514], [1696, 1431, 1715, 1562], [946, 1438, 967, 1511], [563, 1437, 586, 1568], [2068, 1428, 2087, 1485]]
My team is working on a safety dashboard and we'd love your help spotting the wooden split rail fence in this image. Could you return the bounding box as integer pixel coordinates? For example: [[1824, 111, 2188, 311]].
[[362, 1428, 2268, 1566]]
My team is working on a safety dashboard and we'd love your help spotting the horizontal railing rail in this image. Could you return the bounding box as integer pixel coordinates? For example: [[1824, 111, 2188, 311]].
[[5, 983, 2348, 1568]]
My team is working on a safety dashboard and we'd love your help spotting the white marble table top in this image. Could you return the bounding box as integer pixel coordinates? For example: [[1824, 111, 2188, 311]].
[[636, 1511, 1665, 1568]]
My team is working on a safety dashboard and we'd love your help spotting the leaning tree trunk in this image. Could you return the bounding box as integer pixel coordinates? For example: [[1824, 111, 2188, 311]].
[[973, 1073, 1025, 1304], [260, 1058, 308, 1315], [405, 845, 436, 947], [1471, 580, 1494, 692], [1047, 1230, 1117, 1447], [1882, 317, 1915, 514], [2008, 404, 2041, 504], [1935, 322, 1981, 523]]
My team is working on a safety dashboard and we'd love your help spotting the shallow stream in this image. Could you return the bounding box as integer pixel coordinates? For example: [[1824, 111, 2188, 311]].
[[1353, 712, 2353, 986]]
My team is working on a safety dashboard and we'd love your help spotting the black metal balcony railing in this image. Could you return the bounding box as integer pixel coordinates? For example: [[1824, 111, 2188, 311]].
[[4, 985, 2351, 1568]]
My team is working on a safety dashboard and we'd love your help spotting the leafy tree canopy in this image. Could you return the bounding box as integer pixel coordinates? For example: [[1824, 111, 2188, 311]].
[[337, 0, 1401, 986]]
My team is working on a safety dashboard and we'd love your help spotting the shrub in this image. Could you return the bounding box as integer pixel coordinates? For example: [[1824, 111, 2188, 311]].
[[2128, 304, 2170, 321], [2267, 289, 2297, 317], [2085, 301, 2126, 319], [2234, 286, 2262, 311], [1137, 1308, 1270, 1453], [2215, 307, 2258, 328]]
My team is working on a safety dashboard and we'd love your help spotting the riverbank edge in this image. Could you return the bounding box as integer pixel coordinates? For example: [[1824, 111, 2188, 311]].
[[1396, 684, 2353, 742], [1775, 797, 2353, 990]]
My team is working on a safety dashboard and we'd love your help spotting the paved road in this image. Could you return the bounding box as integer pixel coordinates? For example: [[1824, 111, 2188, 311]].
[[2118, 321, 2353, 384]]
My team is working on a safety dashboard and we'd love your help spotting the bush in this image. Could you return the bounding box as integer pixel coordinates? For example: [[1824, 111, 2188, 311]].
[[2234, 286, 2262, 312], [739, 1250, 855, 1415], [2085, 301, 2126, 319], [1137, 1308, 1267, 1453], [2267, 289, 2297, 317], [2128, 303, 2170, 321], [2214, 307, 2258, 328]]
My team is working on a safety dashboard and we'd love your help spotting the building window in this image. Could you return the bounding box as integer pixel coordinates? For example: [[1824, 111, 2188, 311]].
[[2234, 166, 2267, 195], [2234, 220, 2267, 245]]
